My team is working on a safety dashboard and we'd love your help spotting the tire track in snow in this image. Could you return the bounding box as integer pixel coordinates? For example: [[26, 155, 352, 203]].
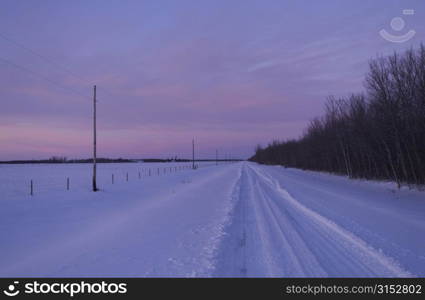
[[246, 165, 327, 276], [213, 164, 274, 276], [214, 163, 323, 276], [240, 165, 248, 275], [246, 163, 413, 277]]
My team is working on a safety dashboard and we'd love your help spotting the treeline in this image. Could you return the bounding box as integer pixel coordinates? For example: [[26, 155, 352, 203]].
[[250, 45, 425, 187], [0, 157, 135, 164], [0, 157, 243, 164]]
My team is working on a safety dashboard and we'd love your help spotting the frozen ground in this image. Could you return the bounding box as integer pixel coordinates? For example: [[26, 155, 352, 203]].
[[0, 161, 213, 198], [0, 162, 424, 277]]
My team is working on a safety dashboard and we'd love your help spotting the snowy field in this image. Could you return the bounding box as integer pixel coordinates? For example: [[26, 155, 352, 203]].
[[0, 161, 424, 277], [0, 161, 215, 198]]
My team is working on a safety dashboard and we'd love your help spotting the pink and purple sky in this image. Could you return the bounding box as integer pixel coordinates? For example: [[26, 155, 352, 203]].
[[0, 0, 424, 160]]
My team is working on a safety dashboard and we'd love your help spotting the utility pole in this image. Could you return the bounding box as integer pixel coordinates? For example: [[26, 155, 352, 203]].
[[92, 85, 98, 192], [216, 149, 218, 165], [192, 138, 195, 169]]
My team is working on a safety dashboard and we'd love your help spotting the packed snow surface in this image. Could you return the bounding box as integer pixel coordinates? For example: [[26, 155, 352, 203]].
[[0, 162, 424, 277]]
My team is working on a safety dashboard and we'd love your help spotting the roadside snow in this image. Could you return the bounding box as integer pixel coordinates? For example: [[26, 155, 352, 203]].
[[0, 163, 239, 277]]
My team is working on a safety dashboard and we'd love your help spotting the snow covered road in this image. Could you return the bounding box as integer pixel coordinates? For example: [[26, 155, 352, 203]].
[[0, 162, 424, 277], [214, 163, 424, 277]]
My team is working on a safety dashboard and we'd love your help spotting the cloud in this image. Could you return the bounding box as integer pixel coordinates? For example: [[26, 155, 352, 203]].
[[2, 0, 424, 159]]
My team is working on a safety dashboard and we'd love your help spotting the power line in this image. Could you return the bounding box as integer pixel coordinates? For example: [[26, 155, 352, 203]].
[[0, 33, 86, 82], [0, 32, 116, 98], [0, 56, 90, 100]]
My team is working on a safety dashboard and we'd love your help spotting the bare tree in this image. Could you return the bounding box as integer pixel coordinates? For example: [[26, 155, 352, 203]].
[[250, 45, 425, 187]]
